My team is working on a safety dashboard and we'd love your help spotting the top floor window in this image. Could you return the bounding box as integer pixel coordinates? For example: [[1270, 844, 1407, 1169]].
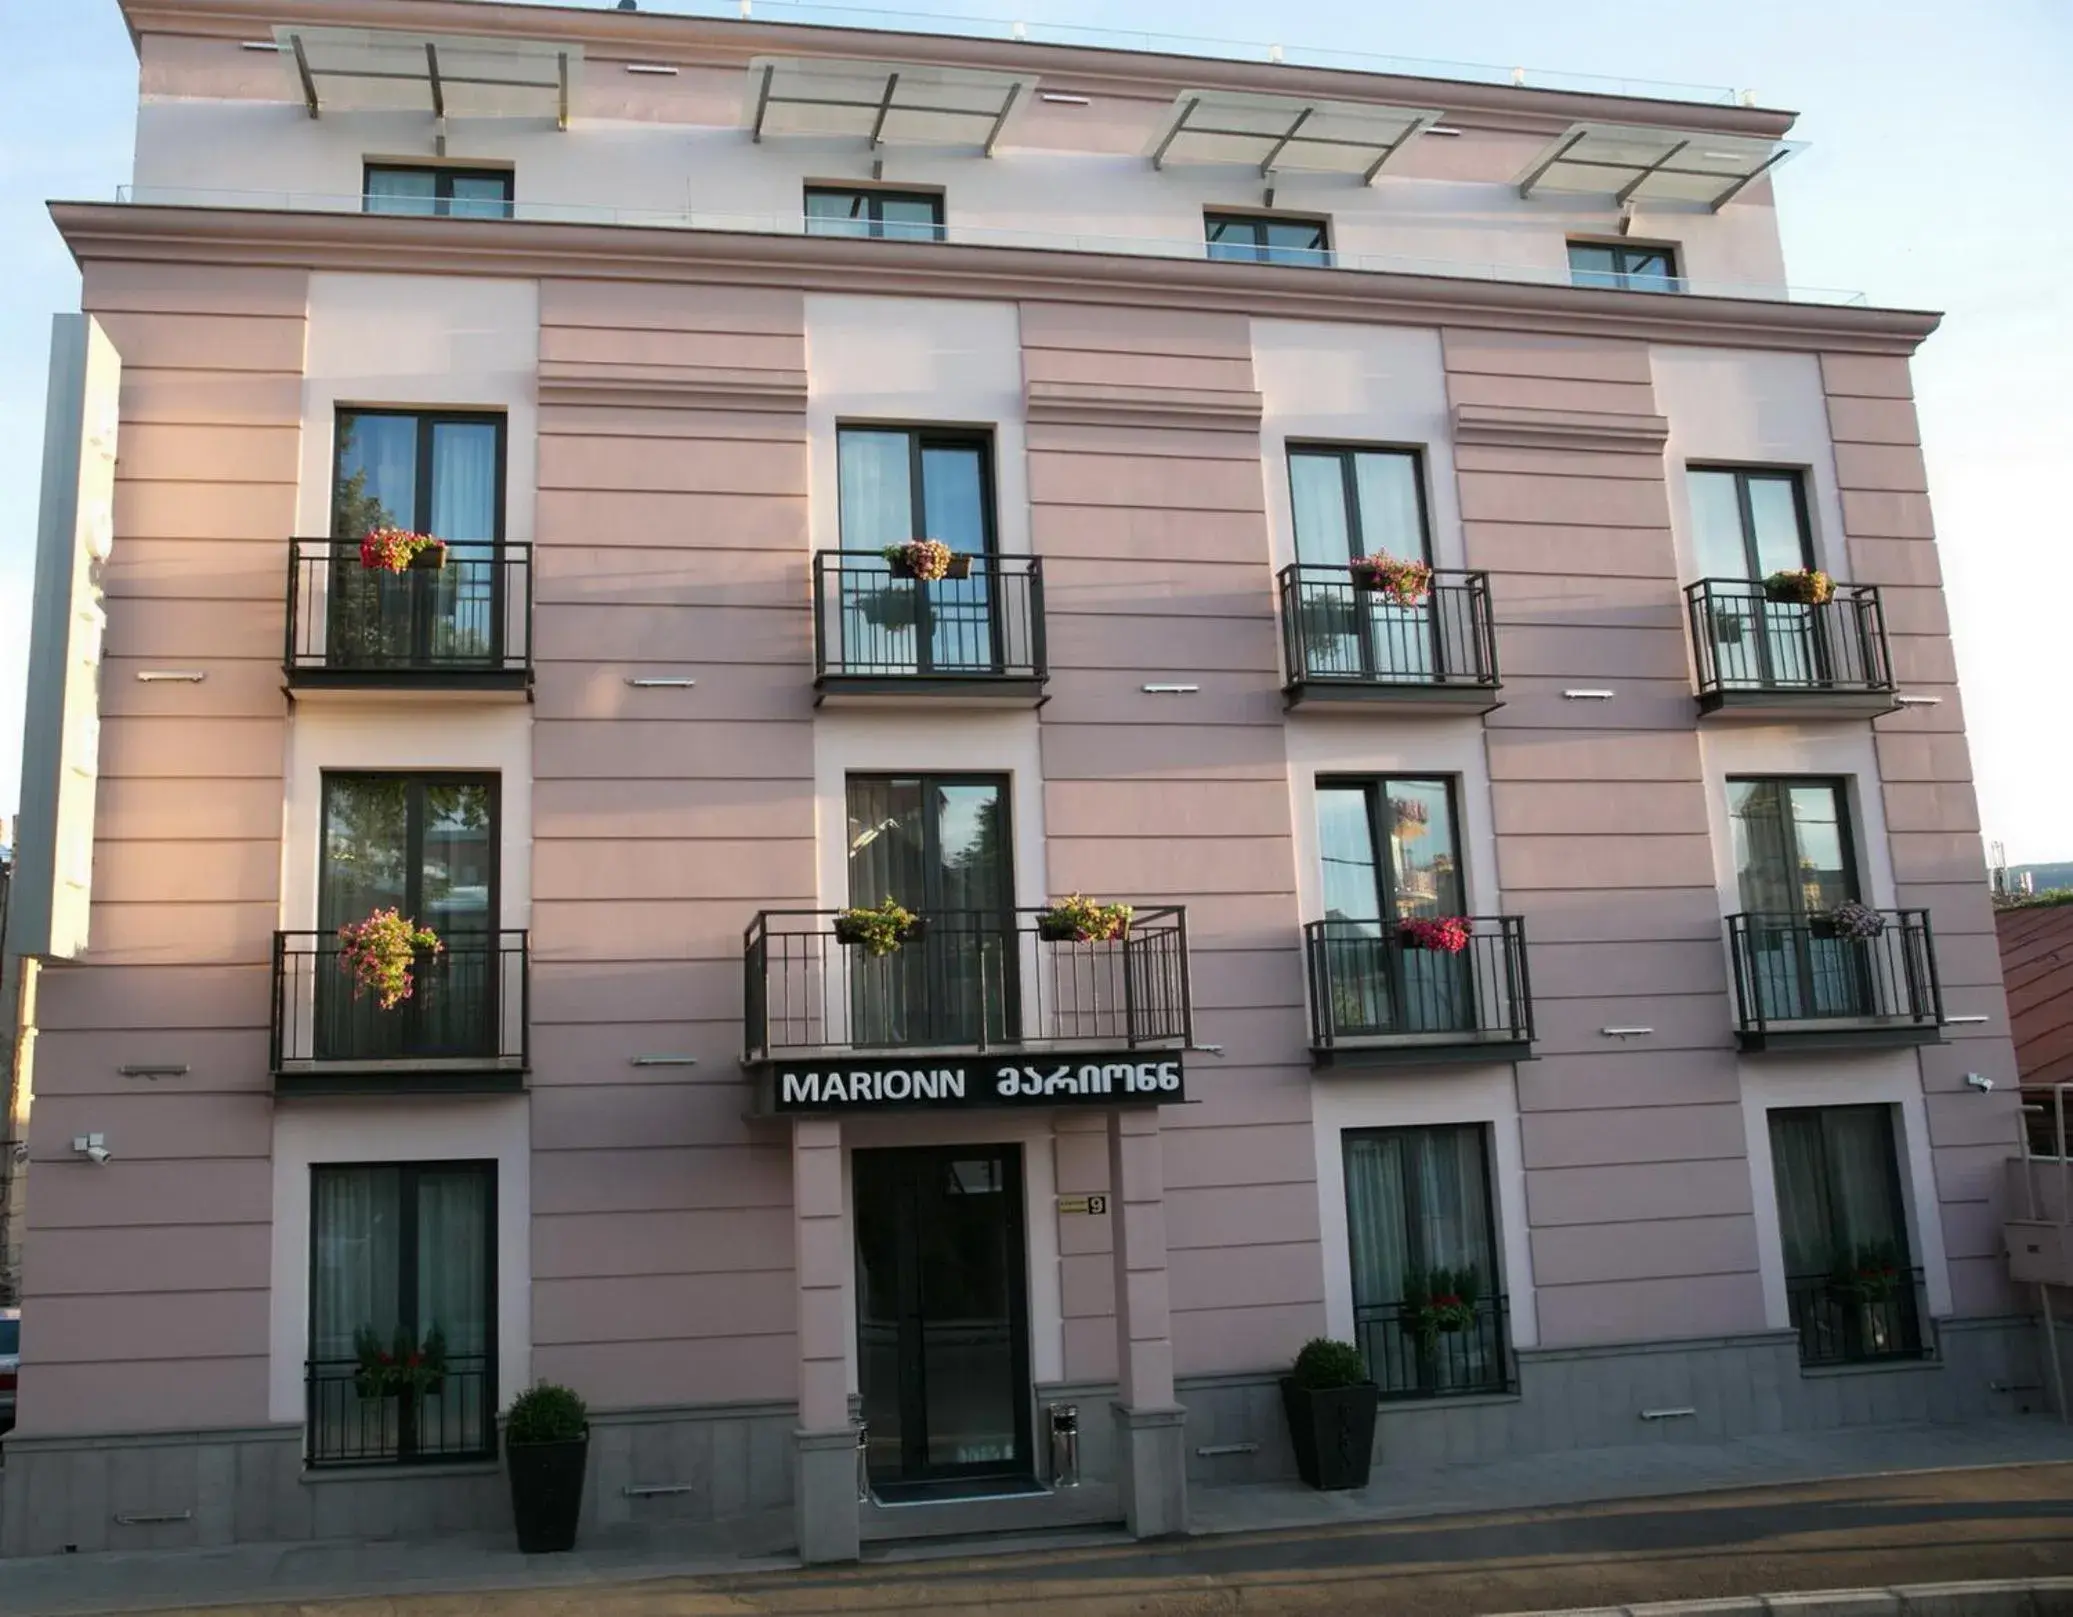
[[364, 165, 514, 220], [805, 187, 945, 242], [1568, 239, 1682, 293], [1205, 211, 1330, 267]]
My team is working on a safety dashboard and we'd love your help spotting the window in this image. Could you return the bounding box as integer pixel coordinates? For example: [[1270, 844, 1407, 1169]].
[[1689, 466, 1827, 687], [1568, 239, 1682, 292], [1286, 445, 1438, 680], [363, 165, 514, 220], [805, 187, 945, 241], [1730, 778, 1882, 1022], [1689, 467, 1812, 581], [1205, 211, 1330, 266], [1343, 1125, 1509, 1397], [1769, 1106, 1926, 1365], [307, 1161, 496, 1463]]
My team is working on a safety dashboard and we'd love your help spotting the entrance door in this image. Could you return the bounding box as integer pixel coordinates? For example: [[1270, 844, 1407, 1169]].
[[845, 775, 1014, 1047], [853, 1144, 1032, 1497]]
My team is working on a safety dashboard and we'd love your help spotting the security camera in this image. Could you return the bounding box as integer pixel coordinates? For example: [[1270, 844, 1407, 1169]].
[[1964, 1072, 1995, 1093], [71, 1133, 112, 1165]]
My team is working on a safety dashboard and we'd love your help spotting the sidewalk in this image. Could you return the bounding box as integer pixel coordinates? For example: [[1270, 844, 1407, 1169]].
[[0, 1417, 2069, 1616]]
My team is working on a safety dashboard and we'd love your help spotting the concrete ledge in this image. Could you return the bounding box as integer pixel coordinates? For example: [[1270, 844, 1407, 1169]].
[[1496, 1577, 2073, 1615]]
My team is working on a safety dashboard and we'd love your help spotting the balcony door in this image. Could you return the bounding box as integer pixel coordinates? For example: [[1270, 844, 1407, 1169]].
[[318, 774, 499, 1062], [836, 428, 997, 677], [1316, 778, 1470, 1035], [330, 410, 504, 671], [1288, 446, 1437, 683], [1690, 466, 1824, 688], [846, 775, 1014, 1048], [1729, 778, 1873, 1020]]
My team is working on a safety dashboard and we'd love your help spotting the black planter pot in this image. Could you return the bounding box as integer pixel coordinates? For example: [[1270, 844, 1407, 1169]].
[[1280, 1378, 1379, 1491], [508, 1434, 589, 1553], [944, 552, 974, 580]]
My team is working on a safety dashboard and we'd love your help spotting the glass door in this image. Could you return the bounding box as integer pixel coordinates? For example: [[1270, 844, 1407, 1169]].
[[1769, 1106, 1923, 1362], [854, 1144, 1031, 1495], [1316, 778, 1469, 1034], [318, 775, 499, 1061], [331, 410, 504, 671], [1289, 446, 1436, 682], [1690, 467, 1822, 688], [837, 428, 997, 676], [846, 776, 1013, 1047], [1729, 778, 1872, 1019]]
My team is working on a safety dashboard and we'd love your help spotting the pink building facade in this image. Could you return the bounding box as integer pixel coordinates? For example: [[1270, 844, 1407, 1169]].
[[2, 0, 2035, 1561]]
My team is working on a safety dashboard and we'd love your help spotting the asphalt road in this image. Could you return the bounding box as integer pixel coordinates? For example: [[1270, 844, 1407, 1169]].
[[140, 1461, 2073, 1617]]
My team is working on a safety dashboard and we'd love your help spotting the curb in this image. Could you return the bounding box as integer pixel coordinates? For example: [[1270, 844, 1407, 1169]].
[[1496, 1579, 2073, 1616]]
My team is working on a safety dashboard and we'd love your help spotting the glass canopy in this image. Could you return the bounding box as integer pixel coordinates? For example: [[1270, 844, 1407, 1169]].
[[1515, 122, 1802, 210], [1146, 89, 1442, 183], [271, 26, 577, 127], [745, 56, 1036, 154]]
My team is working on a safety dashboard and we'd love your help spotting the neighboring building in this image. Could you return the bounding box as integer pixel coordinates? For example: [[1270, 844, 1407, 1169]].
[[5, 0, 2033, 1563], [1997, 897, 2073, 1153]]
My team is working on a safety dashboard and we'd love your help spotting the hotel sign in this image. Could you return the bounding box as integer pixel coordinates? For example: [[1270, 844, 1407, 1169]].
[[766, 1052, 1186, 1114]]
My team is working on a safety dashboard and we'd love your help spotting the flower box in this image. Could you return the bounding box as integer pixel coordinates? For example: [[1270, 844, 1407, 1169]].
[[1350, 554, 1433, 607], [360, 528, 446, 574], [833, 898, 925, 956], [1036, 895, 1132, 944], [337, 909, 442, 1011], [883, 539, 965, 582], [1763, 568, 1834, 606], [1398, 916, 1473, 954], [1810, 901, 1885, 941]]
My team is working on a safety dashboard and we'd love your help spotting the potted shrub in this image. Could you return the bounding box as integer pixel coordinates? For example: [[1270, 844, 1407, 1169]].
[[505, 1382, 589, 1554], [883, 538, 971, 581], [1350, 554, 1432, 607], [1810, 900, 1886, 941], [360, 527, 447, 573], [832, 896, 924, 957], [1280, 1337, 1379, 1491], [1398, 916, 1473, 954], [337, 908, 442, 1011], [1763, 567, 1833, 605], [1036, 894, 1132, 944]]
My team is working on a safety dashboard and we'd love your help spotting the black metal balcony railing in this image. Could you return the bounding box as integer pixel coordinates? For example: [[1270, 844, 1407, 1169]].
[[744, 907, 1190, 1061], [1354, 1295, 1515, 1400], [1727, 911, 1942, 1050], [1785, 1268, 1932, 1368], [271, 930, 530, 1085], [1684, 579, 1895, 709], [305, 1353, 496, 1466], [285, 540, 532, 685], [813, 551, 1045, 691], [1305, 917, 1533, 1060], [1278, 565, 1500, 702]]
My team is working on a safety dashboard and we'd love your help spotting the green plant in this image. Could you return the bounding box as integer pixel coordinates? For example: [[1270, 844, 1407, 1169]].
[[1290, 1337, 1368, 1391], [883, 538, 953, 581], [1351, 554, 1433, 607], [1763, 567, 1834, 605], [506, 1381, 589, 1445], [1830, 1241, 1903, 1304], [337, 908, 442, 1011], [832, 896, 922, 957], [1037, 894, 1132, 943], [352, 1323, 448, 1399], [360, 527, 445, 573], [1403, 1265, 1482, 1337]]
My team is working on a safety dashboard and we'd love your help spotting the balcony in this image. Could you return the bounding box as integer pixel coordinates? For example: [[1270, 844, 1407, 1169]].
[[1727, 911, 1943, 1052], [1355, 1295, 1515, 1400], [1684, 579, 1898, 719], [743, 907, 1190, 1068], [270, 930, 530, 1094], [813, 552, 1046, 707], [285, 540, 532, 697], [1278, 566, 1501, 713], [1785, 1269, 1933, 1369], [305, 1353, 496, 1466], [1305, 917, 1534, 1068]]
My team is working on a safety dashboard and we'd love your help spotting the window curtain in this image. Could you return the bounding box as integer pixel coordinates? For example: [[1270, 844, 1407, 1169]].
[[429, 422, 498, 543], [1345, 1124, 1495, 1308], [1769, 1105, 1909, 1276], [311, 1166, 402, 1362], [416, 1169, 491, 1356]]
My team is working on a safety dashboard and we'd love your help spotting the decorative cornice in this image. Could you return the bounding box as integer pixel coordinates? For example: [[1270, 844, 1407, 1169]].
[[1025, 380, 1263, 432], [50, 204, 1943, 358], [536, 360, 806, 413], [1451, 402, 1671, 454], [118, 0, 1798, 141]]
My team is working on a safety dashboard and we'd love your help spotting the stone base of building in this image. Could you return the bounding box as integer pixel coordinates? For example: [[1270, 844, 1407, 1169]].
[[0, 1319, 2048, 1559]]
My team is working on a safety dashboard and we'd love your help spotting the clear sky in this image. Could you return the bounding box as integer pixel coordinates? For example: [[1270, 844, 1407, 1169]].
[[1, 0, 2067, 861]]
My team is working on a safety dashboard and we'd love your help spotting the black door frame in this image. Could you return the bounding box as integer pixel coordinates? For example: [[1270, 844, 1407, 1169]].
[[1288, 443, 1437, 680], [852, 1142, 1034, 1489], [1729, 776, 1872, 1018], [1690, 464, 1826, 687]]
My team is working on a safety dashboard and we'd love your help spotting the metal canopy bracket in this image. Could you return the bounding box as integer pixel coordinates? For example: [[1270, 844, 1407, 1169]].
[[273, 25, 578, 129], [1145, 88, 1441, 186], [1516, 120, 1803, 209], [744, 56, 1036, 157]]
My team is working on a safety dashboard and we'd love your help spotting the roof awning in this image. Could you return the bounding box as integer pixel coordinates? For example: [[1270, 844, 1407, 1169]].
[[1146, 90, 1441, 184], [745, 56, 1035, 155], [1515, 122, 1801, 210], [272, 25, 578, 128]]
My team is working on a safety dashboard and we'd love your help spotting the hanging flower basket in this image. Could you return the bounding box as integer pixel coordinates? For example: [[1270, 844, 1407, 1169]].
[[883, 539, 967, 582], [1036, 895, 1133, 944], [353, 1323, 449, 1399], [833, 896, 925, 956], [1398, 916, 1473, 954], [1763, 567, 1834, 606], [337, 908, 442, 1011], [1810, 900, 1886, 941], [1402, 1265, 1481, 1339], [360, 528, 446, 574], [1350, 554, 1433, 607]]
